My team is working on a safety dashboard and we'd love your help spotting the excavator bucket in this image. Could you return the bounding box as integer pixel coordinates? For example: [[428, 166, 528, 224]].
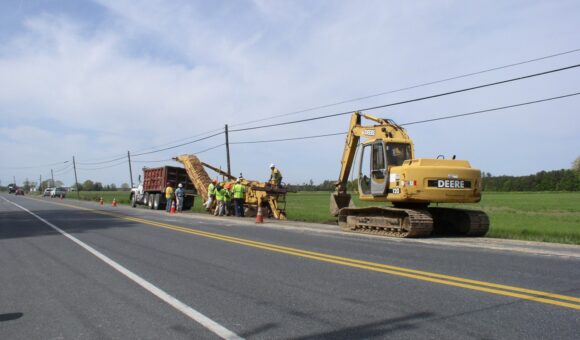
[[330, 192, 354, 216]]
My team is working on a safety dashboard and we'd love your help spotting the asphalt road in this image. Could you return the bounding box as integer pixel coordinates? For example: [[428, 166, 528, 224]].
[[1, 193, 579, 339]]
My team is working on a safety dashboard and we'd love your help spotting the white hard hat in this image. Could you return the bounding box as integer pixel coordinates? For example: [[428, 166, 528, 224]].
[[269, 163, 275, 168], [178, 183, 183, 188]]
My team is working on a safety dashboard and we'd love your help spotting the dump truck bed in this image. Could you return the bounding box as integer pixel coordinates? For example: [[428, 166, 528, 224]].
[[142, 166, 195, 192]]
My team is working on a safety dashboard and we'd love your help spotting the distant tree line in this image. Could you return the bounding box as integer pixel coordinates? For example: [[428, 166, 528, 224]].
[[286, 179, 357, 192], [482, 169, 579, 192]]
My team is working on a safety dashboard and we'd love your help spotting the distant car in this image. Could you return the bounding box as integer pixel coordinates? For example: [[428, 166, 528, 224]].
[[15, 188, 24, 195], [43, 188, 53, 197], [51, 187, 66, 198], [8, 184, 16, 194]]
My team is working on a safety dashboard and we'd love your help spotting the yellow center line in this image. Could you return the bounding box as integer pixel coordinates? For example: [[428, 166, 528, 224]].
[[29, 198, 580, 310]]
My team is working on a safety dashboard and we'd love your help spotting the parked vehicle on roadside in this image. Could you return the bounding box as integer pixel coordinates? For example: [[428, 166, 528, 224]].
[[15, 188, 24, 195], [8, 184, 16, 194], [50, 187, 67, 198], [130, 166, 196, 210], [43, 188, 53, 197]]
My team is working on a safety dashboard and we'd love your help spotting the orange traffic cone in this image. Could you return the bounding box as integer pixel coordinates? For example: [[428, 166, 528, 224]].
[[99, 197, 104, 206], [112, 198, 117, 207], [170, 200, 176, 214], [255, 206, 263, 224]]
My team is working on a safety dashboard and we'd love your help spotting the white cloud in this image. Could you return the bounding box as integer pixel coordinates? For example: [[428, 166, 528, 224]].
[[1, 0, 579, 186]]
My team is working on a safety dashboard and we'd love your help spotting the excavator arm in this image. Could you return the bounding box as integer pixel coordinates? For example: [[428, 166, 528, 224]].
[[331, 112, 372, 215], [331, 111, 410, 215], [335, 112, 362, 194]]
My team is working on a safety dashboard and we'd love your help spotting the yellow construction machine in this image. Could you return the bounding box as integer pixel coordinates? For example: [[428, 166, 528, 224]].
[[175, 155, 287, 219], [331, 112, 489, 238]]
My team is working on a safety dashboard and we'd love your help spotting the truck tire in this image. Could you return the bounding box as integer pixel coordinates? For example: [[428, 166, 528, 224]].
[[153, 194, 161, 210], [131, 193, 137, 208], [148, 194, 154, 209], [143, 193, 149, 205]]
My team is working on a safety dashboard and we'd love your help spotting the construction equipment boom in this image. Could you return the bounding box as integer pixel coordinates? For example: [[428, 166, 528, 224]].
[[176, 155, 287, 219], [331, 111, 489, 238]]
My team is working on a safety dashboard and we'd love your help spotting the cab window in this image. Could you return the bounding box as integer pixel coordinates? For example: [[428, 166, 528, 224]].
[[386, 143, 412, 166], [372, 143, 385, 178]]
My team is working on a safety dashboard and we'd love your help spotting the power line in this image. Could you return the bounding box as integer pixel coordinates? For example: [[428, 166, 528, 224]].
[[53, 167, 74, 176], [228, 48, 580, 128], [130, 127, 225, 154], [74, 130, 225, 165], [231, 132, 345, 144], [400, 92, 580, 126], [132, 132, 224, 156], [132, 159, 174, 163], [77, 159, 127, 171], [190, 143, 225, 155], [76, 155, 126, 165], [229, 91, 580, 145], [229, 63, 580, 133], [74, 152, 127, 164], [53, 164, 73, 174], [131, 144, 225, 163], [9, 56, 578, 171], [73, 132, 224, 166], [1, 160, 70, 170]]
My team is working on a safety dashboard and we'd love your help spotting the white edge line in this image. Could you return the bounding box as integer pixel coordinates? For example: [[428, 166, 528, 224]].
[[3, 197, 243, 340]]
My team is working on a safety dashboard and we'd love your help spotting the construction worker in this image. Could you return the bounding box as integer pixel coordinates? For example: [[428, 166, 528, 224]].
[[204, 179, 217, 211], [223, 183, 232, 216], [175, 183, 185, 212], [269, 163, 283, 187], [214, 182, 225, 216], [233, 178, 246, 217], [165, 182, 174, 212]]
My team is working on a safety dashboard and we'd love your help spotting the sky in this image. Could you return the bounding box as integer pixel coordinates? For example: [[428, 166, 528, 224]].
[[1, 0, 579, 187]]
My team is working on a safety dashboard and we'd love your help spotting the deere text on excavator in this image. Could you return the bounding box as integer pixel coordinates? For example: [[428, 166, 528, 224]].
[[331, 111, 489, 238]]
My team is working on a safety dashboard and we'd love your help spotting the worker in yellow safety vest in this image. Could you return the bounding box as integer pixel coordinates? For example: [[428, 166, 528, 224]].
[[165, 182, 174, 213], [269, 163, 283, 187], [214, 182, 225, 216], [223, 183, 232, 216], [233, 178, 246, 217], [204, 179, 217, 211]]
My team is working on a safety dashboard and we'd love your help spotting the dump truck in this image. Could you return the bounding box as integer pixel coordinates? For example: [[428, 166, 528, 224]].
[[175, 154, 287, 219], [331, 111, 489, 238], [130, 166, 196, 210]]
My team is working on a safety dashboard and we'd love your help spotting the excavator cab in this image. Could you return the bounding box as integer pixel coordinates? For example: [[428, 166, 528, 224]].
[[359, 141, 412, 197]]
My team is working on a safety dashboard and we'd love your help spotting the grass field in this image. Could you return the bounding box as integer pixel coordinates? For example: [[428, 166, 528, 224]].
[[61, 190, 580, 245]]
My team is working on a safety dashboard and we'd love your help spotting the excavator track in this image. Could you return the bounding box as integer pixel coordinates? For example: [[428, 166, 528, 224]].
[[337, 206, 489, 238], [338, 207, 433, 238], [428, 207, 489, 236]]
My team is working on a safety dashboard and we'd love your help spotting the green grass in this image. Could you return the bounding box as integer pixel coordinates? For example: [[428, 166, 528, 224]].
[[64, 191, 133, 205], [285, 191, 580, 245], [50, 190, 580, 245], [445, 192, 580, 244]]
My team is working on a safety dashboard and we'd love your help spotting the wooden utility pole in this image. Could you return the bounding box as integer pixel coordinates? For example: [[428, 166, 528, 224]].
[[73, 156, 80, 200], [127, 151, 134, 188], [225, 124, 231, 177]]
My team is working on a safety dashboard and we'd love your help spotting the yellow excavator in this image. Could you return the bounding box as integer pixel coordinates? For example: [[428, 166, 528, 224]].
[[331, 111, 489, 238]]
